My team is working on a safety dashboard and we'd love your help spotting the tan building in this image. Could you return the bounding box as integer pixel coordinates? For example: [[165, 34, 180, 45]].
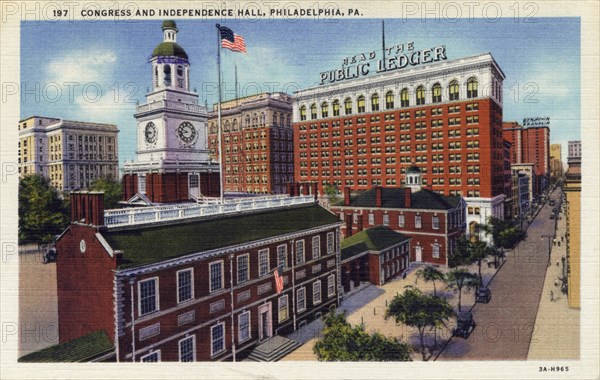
[[550, 143, 563, 182], [208, 92, 294, 194], [18, 116, 119, 192], [564, 141, 580, 309]]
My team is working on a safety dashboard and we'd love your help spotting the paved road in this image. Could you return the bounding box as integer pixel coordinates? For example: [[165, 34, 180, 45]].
[[437, 187, 561, 360]]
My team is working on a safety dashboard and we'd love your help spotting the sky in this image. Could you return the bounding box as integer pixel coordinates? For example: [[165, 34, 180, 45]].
[[20, 18, 580, 166]]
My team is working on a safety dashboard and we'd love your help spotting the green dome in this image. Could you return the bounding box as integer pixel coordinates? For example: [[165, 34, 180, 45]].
[[152, 42, 189, 60], [162, 20, 177, 30]]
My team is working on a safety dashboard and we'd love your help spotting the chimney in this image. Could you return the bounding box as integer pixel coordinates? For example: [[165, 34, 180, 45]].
[[311, 182, 318, 201], [70, 191, 105, 227], [404, 188, 412, 208], [286, 182, 295, 197], [375, 186, 383, 207], [357, 215, 363, 232], [344, 187, 351, 206]]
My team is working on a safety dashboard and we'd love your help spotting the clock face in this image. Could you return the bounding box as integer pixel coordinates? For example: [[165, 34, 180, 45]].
[[144, 122, 157, 144], [177, 121, 197, 144]]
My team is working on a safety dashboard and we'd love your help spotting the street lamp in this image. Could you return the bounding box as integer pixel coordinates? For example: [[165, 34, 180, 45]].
[[541, 234, 554, 266]]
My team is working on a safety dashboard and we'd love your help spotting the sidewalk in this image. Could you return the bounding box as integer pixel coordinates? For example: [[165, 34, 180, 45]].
[[527, 199, 580, 359]]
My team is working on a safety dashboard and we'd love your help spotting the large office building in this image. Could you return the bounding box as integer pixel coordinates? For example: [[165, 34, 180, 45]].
[[121, 20, 220, 205], [564, 140, 581, 309], [207, 93, 294, 194], [18, 116, 119, 192], [293, 52, 507, 234], [550, 143, 563, 182]]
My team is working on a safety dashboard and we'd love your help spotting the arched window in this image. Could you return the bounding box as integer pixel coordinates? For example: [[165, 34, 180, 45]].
[[163, 65, 171, 86], [344, 98, 352, 115], [299, 106, 307, 121], [232, 119, 238, 131], [432, 83, 442, 103], [245, 116, 250, 127], [272, 112, 278, 126], [177, 65, 183, 77], [371, 93, 379, 111], [416, 86, 425, 105], [310, 104, 317, 119], [468, 77, 478, 98], [332, 100, 340, 116], [280, 114, 285, 127], [357, 95, 365, 113], [154, 66, 159, 88], [210, 123, 217, 134], [385, 91, 395, 109], [321, 102, 329, 118], [261, 112, 266, 125], [449, 80, 459, 101], [400, 88, 409, 107], [286, 115, 291, 127], [224, 121, 230, 132]]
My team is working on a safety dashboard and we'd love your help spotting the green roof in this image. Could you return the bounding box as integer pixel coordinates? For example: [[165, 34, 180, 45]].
[[152, 42, 188, 60], [104, 204, 340, 269], [341, 226, 410, 261], [18, 330, 113, 363], [333, 188, 462, 210], [162, 20, 177, 30]]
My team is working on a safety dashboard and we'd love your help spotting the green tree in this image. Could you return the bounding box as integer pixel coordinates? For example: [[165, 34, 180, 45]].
[[469, 240, 489, 285], [314, 312, 411, 361], [323, 182, 339, 203], [446, 269, 479, 312], [19, 174, 70, 244], [415, 265, 446, 296], [385, 286, 454, 361], [88, 176, 122, 209], [449, 235, 472, 267]]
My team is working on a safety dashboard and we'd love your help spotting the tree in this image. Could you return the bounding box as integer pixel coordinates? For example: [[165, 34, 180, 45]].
[[415, 265, 446, 296], [483, 216, 524, 249], [385, 286, 454, 361], [88, 176, 122, 209], [19, 174, 70, 244], [449, 235, 472, 268], [469, 240, 489, 285], [314, 312, 411, 361], [445, 268, 479, 312], [323, 182, 339, 203]]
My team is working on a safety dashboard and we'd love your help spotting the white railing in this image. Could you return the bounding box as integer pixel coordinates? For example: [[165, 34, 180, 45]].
[[104, 195, 314, 228], [136, 100, 206, 114]]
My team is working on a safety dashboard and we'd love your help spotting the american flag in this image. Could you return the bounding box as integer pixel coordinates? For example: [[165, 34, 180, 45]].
[[273, 268, 284, 295], [218, 26, 247, 53]]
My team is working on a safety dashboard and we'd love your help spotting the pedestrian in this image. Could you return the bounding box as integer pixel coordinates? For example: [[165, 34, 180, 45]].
[[550, 290, 554, 302], [558, 241, 561, 247], [556, 261, 560, 267], [561, 236, 564, 242]]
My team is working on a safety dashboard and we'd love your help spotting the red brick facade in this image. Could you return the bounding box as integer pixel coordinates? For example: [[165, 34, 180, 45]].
[[121, 172, 220, 203]]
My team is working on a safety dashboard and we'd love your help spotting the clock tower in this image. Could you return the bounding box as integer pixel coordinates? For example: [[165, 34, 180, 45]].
[[122, 20, 220, 204]]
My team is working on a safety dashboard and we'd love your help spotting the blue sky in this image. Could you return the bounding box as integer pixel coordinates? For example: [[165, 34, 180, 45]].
[[21, 18, 580, 165]]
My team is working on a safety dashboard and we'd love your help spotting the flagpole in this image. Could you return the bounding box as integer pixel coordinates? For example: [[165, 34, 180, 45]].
[[381, 19, 386, 68], [216, 24, 224, 205]]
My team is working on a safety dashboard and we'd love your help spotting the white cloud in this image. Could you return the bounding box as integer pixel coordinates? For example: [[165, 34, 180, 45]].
[[46, 49, 117, 84]]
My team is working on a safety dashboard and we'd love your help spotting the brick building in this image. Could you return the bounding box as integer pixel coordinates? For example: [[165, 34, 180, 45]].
[[55, 192, 342, 362], [293, 52, 507, 234], [207, 93, 294, 194], [122, 21, 220, 204], [18, 116, 119, 192], [330, 168, 466, 267]]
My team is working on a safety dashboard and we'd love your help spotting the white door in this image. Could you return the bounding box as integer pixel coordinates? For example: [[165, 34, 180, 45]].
[[188, 174, 199, 199], [258, 303, 272, 341], [415, 245, 422, 262]]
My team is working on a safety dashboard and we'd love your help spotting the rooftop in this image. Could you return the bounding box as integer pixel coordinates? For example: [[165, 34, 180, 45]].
[[103, 204, 340, 269], [18, 330, 113, 363], [341, 226, 410, 261], [333, 187, 462, 210]]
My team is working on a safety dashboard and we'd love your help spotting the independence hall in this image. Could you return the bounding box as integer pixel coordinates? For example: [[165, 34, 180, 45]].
[[293, 50, 507, 231]]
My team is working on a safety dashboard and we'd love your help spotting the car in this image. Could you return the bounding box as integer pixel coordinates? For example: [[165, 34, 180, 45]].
[[453, 311, 476, 339], [550, 213, 555, 219], [476, 287, 492, 303], [549, 200, 556, 206], [43, 247, 57, 264]]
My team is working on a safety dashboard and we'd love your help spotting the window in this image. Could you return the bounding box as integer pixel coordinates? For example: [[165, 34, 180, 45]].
[[313, 281, 322, 305], [238, 311, 251, 343], [297, 287, 306, 312], [277, 244, 287, 270], [163, 65, 171, 86], [278, 295, 289, 322], [432, 243, 440, 259], [368, 213, 374, 225], [356, 95, 366, 113], [312, 236, 320, 260], [209, 261, 223, 293], [321, 102, 329, 118], [327, 274, 335, 297], [467, 77, 478, 98], [332, 100, 340, 116], [141, 350, 161, 362], [211, 322, 225, 357], [398, 214, 405, 227], [138, 278, 159, 316], [177, 269, 194, 304], [385, 91, 395, 109], [400, 88, 409, 107], [259, 249, 270, 277], [432, 215, 439, 230], [296, 240, 305, 264], [237, 254, 249, 284], [326, 232, 334, 254], [416, 86, 425, 105], [371, 93, 380, 111], [449, 80, 459, 100], [310, 103, 317, 119], [300, 106, 307, 121], [344, 98, 352, 115], [383, 214, 389, 226], [138, 175, 146, 194], [415, 215, 422, 229], [179, 335, 196, 362], [432, 83, 442, 103]]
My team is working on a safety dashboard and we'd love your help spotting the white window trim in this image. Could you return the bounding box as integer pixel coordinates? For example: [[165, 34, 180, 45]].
[[398, 214, 405, 227], [432, 243, 441, 259], [138, 277, 160, 317], [176, 268, 194, 304], [313, 280, 322, 305], [238, 311, 251, 344], [415, 214, 422, 229], [210, 322, 226, 357], [237, 253, 250, 284], [368, 213, 375, 225], [178, 335, 196, 362], [277, 244, 288, 269], [327, 274, 336, 297], [326, 232, 334, 254], [297, 287, 306, 313], [209, 260, 225, 293], [278, 294, 289, 322], [296, 239, 305, 265], [312, 236, 321, 260], [258, 248, 270, 277], [432, 215, 440, 230], [140, 349, 161, 362]]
